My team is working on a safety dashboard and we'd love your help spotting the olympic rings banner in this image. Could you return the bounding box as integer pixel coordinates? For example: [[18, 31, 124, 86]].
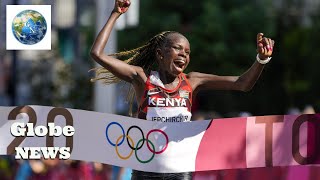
[[0, 105, 320, 173]]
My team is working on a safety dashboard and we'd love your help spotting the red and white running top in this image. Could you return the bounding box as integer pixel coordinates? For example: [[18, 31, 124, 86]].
[[138, 71, 193, 122]]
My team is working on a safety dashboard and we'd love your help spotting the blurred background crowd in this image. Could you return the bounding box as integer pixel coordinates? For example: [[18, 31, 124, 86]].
[[1, 0, 320, 179]]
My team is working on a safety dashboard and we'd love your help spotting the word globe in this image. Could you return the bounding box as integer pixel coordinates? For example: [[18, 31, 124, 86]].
[[12, 10, 47, 45]]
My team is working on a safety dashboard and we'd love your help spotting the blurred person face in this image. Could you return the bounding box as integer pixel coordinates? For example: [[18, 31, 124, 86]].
[[303, 105, 315, 114], [157, 33, 191, 76]]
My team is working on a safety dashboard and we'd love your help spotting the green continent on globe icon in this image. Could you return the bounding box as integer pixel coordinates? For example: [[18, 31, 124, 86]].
[[12, 9, 47, 45]]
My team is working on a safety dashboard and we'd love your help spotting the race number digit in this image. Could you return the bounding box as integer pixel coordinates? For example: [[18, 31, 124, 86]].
[[7, 106, 37, 154]]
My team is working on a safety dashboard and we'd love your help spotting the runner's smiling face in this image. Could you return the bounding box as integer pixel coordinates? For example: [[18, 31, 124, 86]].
[[157, 33, 191, 76]]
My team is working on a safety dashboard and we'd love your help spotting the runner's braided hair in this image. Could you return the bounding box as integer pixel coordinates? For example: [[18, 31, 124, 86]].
[[91, 31, 177, 116]]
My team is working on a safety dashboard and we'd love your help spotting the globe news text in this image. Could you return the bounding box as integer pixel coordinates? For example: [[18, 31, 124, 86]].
[[11, 123, 75, 160]]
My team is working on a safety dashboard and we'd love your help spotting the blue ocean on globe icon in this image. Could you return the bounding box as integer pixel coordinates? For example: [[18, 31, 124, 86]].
[[12, 10, 47, 45]]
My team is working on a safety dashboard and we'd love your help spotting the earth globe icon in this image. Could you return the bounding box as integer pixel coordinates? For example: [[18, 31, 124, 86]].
[[11, 10, 47, 45]]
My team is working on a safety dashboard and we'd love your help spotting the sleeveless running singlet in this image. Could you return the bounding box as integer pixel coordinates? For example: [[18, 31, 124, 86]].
[[138, 71, 192, 122]]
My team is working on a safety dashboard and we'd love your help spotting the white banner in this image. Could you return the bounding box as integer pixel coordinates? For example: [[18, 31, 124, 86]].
[[1, 105, 320, 173], [0, 105, 209, 173]]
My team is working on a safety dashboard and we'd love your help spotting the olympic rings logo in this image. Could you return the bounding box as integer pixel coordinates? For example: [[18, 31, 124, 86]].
[[105, 122, 169, 163]]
